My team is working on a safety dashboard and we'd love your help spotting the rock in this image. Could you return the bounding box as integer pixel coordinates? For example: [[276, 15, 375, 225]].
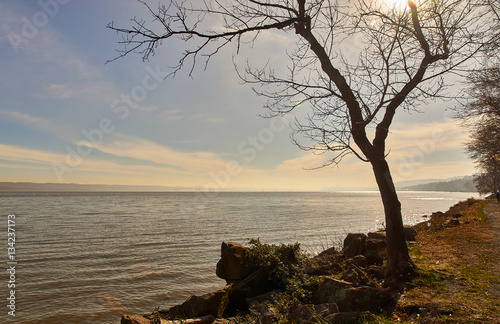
[[336, 286, 393, 313], [347, 254, 367, 267], [403, 226, 417, 241], [363, 249, 383, 265], [168, 286, 231, 319], [342, 233, 367, 258], [289, 303, 339, 323], [343, 233, 367, 250], [431, 211, 446, 218], [225, 268, 277, 316], [366, 265, 385, 279], [306, 248, 343, 275], [121, 314, 151, 324], [317, 246, 336, 256], [216, 242, 253, 283], [369, 227, 417, 242], [340, 264, 371, 286], [314, 277, 353, 304], [314, 278, 392, 313], [365, 237, 386, 251], [367, 231, 386, 240], [364, 237, 386, 264], [305, 265, 332, 276]]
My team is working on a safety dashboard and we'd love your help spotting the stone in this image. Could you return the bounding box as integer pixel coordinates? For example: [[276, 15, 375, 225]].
[[366, 265, 385, 279], [167, 286, 231, 319], [369, 227, 417, 242], [342, 234, 367, 258], [348, 254, 367, 267], [343, 233, 367, 250], [431, 211, 446, 218], [367, 231, 386, 240], [335, 286, 393, 313], [313, 277, 353, 304], [306, 248, 343, 275], [340, 264, 370, 286], [363, 249, 383, 265], [289, 303, 339, 323], [225, 268, 277, 316], [403, 226, 417, 241], [216, 242, 253, 283], [121, 314, 150, 324], [365, 237, 387, 260]]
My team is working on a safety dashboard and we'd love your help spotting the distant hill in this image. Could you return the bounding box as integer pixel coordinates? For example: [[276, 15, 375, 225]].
[[0, 182, 186, 192], [397, 176, 476, 192]]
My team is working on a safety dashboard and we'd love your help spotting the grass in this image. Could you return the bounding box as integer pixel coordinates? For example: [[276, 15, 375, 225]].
[[393, 198, 500, 323]]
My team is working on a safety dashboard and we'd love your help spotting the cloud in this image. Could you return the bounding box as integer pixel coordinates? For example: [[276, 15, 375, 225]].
[[0, 144, 63, 165], [93, 133, 231, 174], [387, 120, 468, 155], [0, 109, 69, 137]]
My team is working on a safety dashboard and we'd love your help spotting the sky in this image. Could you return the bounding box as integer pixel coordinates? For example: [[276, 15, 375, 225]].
[[0, 0, 477, 191]]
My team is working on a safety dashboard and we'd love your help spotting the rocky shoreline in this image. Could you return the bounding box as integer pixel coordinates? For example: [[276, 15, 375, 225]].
[[121, 227, 422, 323], [121, 200, 486, 324]]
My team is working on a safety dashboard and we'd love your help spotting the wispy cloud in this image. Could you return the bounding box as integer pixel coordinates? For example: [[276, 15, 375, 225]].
[[0, 109, 68, 137], [93, 133, 230, 174]]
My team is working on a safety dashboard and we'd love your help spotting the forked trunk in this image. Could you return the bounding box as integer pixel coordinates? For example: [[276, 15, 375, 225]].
[[371, 158, 415, 282]]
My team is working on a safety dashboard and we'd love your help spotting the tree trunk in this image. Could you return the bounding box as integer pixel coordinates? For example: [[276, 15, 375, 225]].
[[371, 158, 415, 282]]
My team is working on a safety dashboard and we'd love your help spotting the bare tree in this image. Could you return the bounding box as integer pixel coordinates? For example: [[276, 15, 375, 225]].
[[108, 0, 494, 281], [459, 66, 500, 194]]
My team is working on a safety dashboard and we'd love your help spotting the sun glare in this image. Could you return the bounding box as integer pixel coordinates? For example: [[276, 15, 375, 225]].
[[385, 0, 409, 11]]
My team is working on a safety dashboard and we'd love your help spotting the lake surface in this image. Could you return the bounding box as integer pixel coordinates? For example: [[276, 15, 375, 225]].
[[0, 191, 477, 323]]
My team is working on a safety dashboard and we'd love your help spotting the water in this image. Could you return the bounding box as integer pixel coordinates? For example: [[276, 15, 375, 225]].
[[0, 191, 476, 323]]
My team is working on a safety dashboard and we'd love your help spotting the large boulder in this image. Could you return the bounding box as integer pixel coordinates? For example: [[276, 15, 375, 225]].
[[216, 242, 253, 283]]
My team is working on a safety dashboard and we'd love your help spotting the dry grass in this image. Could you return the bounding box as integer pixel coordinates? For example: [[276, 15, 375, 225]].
[[388, 199, 500, 323]]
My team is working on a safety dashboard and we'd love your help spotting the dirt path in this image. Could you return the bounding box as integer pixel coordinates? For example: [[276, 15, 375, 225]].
[[485, 200, 500, 251], [484, 201, 500, 300]]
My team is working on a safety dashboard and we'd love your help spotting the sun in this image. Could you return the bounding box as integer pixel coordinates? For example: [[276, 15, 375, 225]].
[[385, 0, 409, 10]]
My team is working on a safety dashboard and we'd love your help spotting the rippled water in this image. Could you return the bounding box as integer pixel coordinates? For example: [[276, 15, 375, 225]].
[[0, 191, 476, 323]]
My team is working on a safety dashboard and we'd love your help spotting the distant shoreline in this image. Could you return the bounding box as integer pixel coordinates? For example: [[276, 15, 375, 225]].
[[0, 177, 477, 193]]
